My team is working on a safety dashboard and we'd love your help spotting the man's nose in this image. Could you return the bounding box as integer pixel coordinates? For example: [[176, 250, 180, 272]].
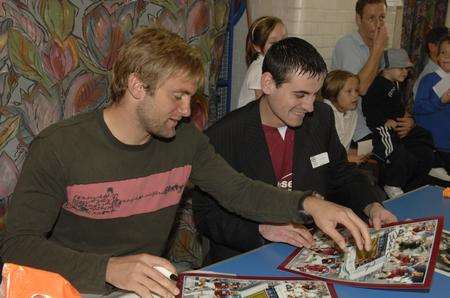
[[302, 97, 315, 113], [375, 18, 384, 28], [178, 97, 191, 117]]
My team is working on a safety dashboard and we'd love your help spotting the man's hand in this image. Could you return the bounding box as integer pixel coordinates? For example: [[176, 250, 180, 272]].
[[106, 254, 179, 298], [395, 116, 414, 138], [347, 149, 370, 165], [373, 24, 389, 52], [259, 223, 314, 248], [303, 197, 371, 252], [364, 202, 398, 230]]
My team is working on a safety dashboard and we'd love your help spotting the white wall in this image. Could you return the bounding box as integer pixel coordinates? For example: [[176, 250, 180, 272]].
[[247, 0, 403, 67], [446, 0, 450, 27], [230, 0, 404, 110]]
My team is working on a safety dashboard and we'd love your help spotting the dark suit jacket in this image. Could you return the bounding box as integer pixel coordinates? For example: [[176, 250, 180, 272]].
[[192, 100, 381, 264]]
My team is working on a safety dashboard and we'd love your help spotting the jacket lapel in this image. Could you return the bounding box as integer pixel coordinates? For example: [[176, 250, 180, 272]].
[[244, 102, 277, 186]]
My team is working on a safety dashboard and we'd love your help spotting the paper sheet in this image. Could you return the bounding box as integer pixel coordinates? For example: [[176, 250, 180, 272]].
[[357, 139, 373, 156], [432, 75, 450, 98]]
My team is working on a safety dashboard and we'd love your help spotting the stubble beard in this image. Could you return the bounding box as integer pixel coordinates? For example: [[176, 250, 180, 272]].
[[136, 103, 175, 139]]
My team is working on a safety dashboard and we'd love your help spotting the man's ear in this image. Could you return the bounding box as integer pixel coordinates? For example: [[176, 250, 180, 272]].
[[261, 72, 276, 95], [355, 13, 362, 27], [127, 73, 146, 100]]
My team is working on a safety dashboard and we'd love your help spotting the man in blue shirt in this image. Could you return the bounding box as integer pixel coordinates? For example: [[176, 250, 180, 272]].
[[332, 0, 415, 142]]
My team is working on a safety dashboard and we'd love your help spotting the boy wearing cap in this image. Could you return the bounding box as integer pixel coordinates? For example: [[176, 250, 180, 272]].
[[362, 48, 435, 198]]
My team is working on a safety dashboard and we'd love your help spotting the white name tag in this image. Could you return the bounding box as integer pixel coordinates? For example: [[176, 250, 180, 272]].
[[310, 152, 329, 169]]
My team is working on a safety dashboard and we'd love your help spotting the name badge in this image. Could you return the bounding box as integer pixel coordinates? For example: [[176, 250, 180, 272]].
[[310, 152, 329, 169]]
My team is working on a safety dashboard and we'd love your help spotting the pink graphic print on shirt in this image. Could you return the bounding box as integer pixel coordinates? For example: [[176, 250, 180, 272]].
[[63, 165, 192, 219]]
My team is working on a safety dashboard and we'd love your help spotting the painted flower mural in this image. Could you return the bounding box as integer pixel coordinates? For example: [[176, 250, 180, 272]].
[[0, 0, 230, 233]]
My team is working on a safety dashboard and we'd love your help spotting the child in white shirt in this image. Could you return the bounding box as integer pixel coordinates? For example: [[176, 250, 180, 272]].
[[237, 16, 286, 109], [322, 70, 370, 164]]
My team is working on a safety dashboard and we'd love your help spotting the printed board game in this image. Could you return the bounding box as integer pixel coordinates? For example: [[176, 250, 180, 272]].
[[177, 273, 337, 298], [279, 217, 443, 289], [436, 229, 450, 277]]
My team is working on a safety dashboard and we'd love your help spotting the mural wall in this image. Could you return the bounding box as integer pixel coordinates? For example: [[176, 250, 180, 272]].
[[0, 0, 230, 228]]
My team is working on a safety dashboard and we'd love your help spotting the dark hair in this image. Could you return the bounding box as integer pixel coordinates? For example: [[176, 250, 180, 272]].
[[438, 35, 450, 53], [322, 70, 359, 102], [262, 37, 327, 87], [425, 27, 449, 55], [355, 0, 387, 17], [245, 16, 283, 66]]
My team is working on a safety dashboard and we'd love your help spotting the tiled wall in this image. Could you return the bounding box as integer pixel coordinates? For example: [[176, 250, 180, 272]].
[[248, 0, 403, 67], [230, 0, 404, 110]]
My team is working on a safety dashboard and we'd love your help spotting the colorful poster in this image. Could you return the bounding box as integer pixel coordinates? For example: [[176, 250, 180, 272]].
[[177, 273, 337, 297], [436, 229, 450, 277], [279, 217, 443, 289]]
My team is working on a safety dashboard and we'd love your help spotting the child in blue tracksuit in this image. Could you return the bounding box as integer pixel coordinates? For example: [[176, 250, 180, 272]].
[[414, 35, 450, 173]]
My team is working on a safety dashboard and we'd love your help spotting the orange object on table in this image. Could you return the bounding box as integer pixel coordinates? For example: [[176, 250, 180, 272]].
[[444, 187, 450, 198], [2, 263, 81, 298]]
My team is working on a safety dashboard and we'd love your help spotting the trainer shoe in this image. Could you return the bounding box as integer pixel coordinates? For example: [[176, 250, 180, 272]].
[[428, 167, 450, 182]]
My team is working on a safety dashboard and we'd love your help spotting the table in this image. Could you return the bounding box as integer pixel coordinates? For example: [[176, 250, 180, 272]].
[[205, 185, 450, 297]]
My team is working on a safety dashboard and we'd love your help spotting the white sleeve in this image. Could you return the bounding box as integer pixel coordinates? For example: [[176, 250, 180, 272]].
[[246, 58, 263, 90]]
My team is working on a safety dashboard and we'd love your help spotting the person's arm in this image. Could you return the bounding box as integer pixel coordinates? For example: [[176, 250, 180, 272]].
[[395, 114, 415, 139], [0, 137, 111, 293], [414, 75, 449, 114], [192, 188, 266, 252], [188, 124, 372, 252], [357, 25, 388, 95], [192, 119, 313, 253], [333, 27, 388, 95]]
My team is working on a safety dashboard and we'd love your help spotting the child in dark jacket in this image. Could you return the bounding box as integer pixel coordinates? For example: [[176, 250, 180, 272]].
[[362, 48, 435, 198]]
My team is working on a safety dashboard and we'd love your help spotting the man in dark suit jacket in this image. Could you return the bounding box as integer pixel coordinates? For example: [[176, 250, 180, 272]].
[[192, 37, 397, 265]]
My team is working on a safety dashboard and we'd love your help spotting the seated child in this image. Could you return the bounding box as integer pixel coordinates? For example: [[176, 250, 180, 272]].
[[321, 70, 370, 165], [414, 35, 450, 177], [362, 48, 436, 198], [236, 16, 286, 109]]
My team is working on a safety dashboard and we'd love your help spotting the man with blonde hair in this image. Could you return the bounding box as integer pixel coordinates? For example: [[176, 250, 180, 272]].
[[2, 27, 373, 297]]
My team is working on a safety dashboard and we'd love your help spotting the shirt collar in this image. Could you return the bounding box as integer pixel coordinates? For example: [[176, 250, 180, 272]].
[[352, 31, 368, 49], [436, 66, 448, 78]]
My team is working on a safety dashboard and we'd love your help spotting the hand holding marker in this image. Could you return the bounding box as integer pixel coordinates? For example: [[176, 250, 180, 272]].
[[154, 266, 178, 281]]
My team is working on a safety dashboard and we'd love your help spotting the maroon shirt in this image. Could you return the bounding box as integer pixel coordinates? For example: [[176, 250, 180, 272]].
[[262, 125, 295, 191]]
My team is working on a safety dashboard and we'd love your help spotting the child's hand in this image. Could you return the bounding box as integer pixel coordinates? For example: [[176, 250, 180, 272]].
[[347, 149, 370, 165], [395, 116, 415, 138], [441, 89, 450, 103], [385, 119, 397, 129]]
